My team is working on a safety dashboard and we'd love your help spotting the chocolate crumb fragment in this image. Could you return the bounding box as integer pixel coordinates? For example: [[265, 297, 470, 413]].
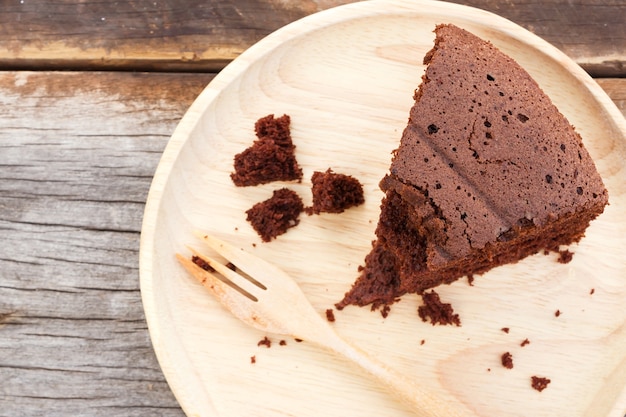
[[279, 340, 287, 346], [555, 309, 561, 317], [257, 336, 271, 348], [246, 188, 304, 242], [192, 255, 214, 272], [501, 352, 514, 369], [294, 338, 303, 343], [420, 339, 426, 345], [590, 288, 595, 295], [521, 338, 530, 347], [250, 355, 256, 364], [325, 308, 336, 322], [501, 327, 510, 334], [231, 114, 303, 186], [306, 169, 365, 215], [380, 304, 391, 318], [467, 274, 475, 286], [558, 249, 574, 264], [417, 290, 461, 326], [531, 376, 551, 392]]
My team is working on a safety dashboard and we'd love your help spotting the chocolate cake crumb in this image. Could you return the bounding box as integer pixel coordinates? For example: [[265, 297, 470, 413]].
[[420, 339, 426, 345], [555, 309, 561, 317], [521, 338, 530, 347], [590, 288, 595, 295], [294, 338, 303, 343], [501, 352, 514, 369], [531, 376, 551, 392], [226, 262, 237, 271], [325, 308, 336, 322], [231, 114, 303, 186], [246, 188, 304, 242], [417, 290, 461, 326], [467, 274, 475, 286], [501, 327, 510, 334], [192, 255, 214, 272], [380, 304, 391, 318], [558, 249, 574, 264], [306, 169, 365, 214], [250, 355, 256, 364], [279, 340, 287, 346], [257, 336, 271, 348]]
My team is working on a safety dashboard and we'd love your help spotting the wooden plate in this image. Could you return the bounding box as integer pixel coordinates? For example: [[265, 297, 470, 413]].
[[139, 1, 626, 416]]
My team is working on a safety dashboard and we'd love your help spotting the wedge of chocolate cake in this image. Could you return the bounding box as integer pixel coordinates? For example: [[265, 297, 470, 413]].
[[337, 24, 608, 312]]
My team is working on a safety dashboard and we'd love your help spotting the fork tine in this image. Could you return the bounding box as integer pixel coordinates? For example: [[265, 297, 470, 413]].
[[175, 253, 263, 325], [193, 231, 295, 289], [176, 253, 243, 301], [185, 246, 263, 300]]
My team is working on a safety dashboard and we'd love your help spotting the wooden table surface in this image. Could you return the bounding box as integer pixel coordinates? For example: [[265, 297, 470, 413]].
[[0, 1, 624, 416]]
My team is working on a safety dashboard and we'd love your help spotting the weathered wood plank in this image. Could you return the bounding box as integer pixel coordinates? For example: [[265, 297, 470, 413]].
[[597, 78, 626, 115], [0, 0, 623, 76], [0, 71, 623, 416], [0, 71, 212, 417]]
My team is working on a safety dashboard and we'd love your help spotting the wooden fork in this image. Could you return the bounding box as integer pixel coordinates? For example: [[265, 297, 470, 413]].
[[176, 232, 465, 417]]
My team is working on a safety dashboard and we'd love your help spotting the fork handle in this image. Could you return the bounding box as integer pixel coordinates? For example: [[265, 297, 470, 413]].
[[318, 328, 467, 417]]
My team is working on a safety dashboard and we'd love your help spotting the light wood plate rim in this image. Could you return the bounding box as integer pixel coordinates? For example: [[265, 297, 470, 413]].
[[139, 1, 626, 416]]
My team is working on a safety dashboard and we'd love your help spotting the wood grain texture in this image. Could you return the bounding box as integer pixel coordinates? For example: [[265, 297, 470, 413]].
[[0, 71, 212, 417], [139, 2, 626, 416], [0, 78, 623, 414], [0, 1, 624, 414], [0, 0, 623, 75], [3, 74, 619, 417]]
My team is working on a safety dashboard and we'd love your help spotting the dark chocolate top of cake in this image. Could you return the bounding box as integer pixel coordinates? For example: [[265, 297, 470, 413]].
[[388, 24, 608, 268]]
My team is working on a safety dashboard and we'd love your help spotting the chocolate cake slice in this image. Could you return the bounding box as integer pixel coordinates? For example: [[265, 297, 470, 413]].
[[337, 24, 608, 311]]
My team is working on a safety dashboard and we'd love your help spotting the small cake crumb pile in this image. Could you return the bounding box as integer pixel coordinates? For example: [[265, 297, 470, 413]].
[[325, 308, 336, 322], [531, 376, 551, 392], [417, 290, 461, 326], [557, 249, 574, 264], [501, 352, 514, 369], [257, 336, 271, 348], [231, 115, 365, 242]]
